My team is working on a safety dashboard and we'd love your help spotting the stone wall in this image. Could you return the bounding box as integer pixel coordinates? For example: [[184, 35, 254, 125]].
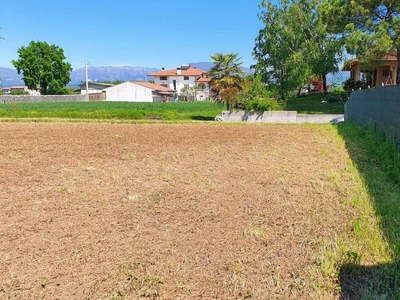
[[345, 85, 400, 143], [0, 95, 86, 104], [218, 110, 343, 123]]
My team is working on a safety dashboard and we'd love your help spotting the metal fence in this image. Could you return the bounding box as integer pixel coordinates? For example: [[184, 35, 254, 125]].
[[345, 85, 400, 145]]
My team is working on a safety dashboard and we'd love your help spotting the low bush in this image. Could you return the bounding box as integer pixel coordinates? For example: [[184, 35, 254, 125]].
[[243, 97, 282, 111]]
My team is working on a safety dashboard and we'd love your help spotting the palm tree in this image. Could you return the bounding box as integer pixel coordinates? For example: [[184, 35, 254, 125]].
[[208, 53, 245, 110]]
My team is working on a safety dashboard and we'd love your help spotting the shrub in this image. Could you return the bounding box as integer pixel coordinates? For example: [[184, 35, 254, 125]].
[[327, 89, 348, 103], [10, 89, 29, 95], [343, 78, 368, 95], [243, 97, 282, 111], [310, 77, 324, 92]]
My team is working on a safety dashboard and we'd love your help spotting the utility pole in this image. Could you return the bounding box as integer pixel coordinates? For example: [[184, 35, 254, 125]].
[[85, 60, 89, 101]]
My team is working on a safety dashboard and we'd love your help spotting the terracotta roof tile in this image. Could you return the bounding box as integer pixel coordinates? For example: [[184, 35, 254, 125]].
[[342, 51, 398, 71], [196, 77, 210, 83], [129, 81, 175, 92], [148, 66, 207, 77], [382, 50, 397, 61]]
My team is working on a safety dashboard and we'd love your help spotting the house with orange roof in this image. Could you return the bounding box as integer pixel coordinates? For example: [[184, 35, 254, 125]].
[[342, 51, 398, 87], [104, 81, 175, 102], [147, 64, 210, 100]]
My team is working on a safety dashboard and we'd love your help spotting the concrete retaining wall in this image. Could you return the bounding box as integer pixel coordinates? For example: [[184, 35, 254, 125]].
[[219, 110, 344, 124], [345, 85, 400, 143], [0, 95, 86, 104]]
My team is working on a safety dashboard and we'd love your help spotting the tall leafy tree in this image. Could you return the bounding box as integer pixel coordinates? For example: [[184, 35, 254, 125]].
[[294, 0, 344, 92], [208, 53, 245, 110], [253, 0, 311, 98], [12, 41, 72, 95], [253, 0, 344, 97], [323, 0, 400, 83]]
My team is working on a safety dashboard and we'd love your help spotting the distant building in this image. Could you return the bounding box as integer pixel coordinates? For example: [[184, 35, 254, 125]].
[[342, 51, 398, 87], [2, 87, 11, 94], [147, 64, 210, 100], [2, 85, 40, 95], [79, 81, 114, 95], [104, 81, 176, 102]]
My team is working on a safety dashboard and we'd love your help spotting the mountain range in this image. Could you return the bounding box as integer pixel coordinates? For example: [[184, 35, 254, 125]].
[[0, 63, 345, 87], [0, 62, 252, 87]]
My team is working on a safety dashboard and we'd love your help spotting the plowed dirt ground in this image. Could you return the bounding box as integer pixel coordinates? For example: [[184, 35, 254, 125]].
[[0, 123, 355, 299]]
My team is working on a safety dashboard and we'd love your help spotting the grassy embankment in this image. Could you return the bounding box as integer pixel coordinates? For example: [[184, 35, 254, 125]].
[[326, 122, 400, 298], [0, 93, 344, 121], [0, 101, 224, 121], [284, 92, 345, 114]]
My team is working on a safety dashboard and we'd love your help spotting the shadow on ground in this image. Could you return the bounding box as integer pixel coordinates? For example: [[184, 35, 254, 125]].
[[339, 262, 400, 299], [189, 115, 215, 121], [336, 123, 400, 299]]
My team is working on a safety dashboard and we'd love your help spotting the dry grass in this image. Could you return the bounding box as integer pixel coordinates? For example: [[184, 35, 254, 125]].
[[0, 122, 390, 299]]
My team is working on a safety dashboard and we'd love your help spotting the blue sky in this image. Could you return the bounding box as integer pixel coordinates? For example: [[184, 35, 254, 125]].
[[1, 1, 266, 71]]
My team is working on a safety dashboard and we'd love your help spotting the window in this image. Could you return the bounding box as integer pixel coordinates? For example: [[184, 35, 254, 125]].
[[160, 76, 167, 81], [184, 76, 189, 80]]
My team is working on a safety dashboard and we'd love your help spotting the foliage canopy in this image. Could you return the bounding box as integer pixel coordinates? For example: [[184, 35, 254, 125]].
[[252, 0, 344, 98], [12, 41, 72, 95], [322, 0, 400, 83]]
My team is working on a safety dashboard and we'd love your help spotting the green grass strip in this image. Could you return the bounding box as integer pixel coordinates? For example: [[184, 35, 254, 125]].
[[333, 122, 400, 298], [0, 101, 225, 121]]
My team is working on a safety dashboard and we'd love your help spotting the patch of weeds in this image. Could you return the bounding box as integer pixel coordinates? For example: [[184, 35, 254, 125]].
[[130, 275, 163, 298], [115, 261, 164, 299], [244, 225, 265, 240], [146, 190, 165, 203], [127, 194, 140, 201], [288, 271, 307, 291], [159, 173, 171, 182], [41, 279, 47, 288], [7, 151, 22, 159], [109, 291, 126, 300], [225, 259, 248, 297]]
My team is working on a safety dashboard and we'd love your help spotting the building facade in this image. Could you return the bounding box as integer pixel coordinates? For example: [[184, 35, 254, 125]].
[[343, 51, 398, 87], [147, 65, 210, 99], [104, 81, 175, 102]]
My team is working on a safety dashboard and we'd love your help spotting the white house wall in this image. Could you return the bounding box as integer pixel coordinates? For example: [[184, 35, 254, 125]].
[[105, 82, 153, 102], [154, 76, 197, 95], [80, 89, 103, 95]]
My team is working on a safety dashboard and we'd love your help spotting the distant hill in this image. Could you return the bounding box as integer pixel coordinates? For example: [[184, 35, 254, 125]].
[[0, 63, 263, 88], [0, 67, 24, 86], [189, 62, 253, 74], [70, 66, 160, 86]]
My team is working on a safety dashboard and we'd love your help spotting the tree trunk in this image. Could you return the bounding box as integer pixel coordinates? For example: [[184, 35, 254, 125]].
[[322, 74, 328, 94]]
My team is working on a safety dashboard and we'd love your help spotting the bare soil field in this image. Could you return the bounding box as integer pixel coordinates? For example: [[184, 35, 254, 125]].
[[0, 123, 356, 299]]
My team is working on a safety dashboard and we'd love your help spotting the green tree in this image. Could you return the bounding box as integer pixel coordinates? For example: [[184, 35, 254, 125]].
[[323, 0, 400, 83], [12, 41, 72, 95], [208, 53, 245, 110], [295, 0, 344, 92], [96, 80, 125, 85], [253, 0, 344, 97], [238, 74, 282, 111], [253, 0, 311, 99]]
